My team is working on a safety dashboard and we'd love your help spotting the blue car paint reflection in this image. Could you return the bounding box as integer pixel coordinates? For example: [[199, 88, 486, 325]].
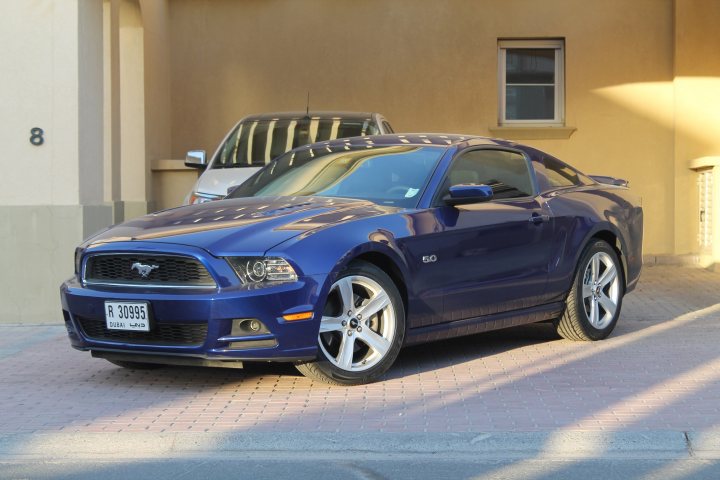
[[60, 134, 642, 374]]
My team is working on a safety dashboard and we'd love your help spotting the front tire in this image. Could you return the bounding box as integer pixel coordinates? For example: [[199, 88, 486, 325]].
[[555, 240, 624, 341], [296, 261, 405, 385]]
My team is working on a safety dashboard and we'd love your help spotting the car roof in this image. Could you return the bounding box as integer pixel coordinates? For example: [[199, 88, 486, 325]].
[[300, 133, 514, 149], [241, 111, 379, 121]]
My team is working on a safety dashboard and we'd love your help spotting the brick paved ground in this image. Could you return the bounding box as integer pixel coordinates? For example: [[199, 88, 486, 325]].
[[1, 266, 718, 434]]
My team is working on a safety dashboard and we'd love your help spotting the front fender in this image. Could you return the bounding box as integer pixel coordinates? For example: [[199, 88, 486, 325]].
[[267, 214, 416, 316]]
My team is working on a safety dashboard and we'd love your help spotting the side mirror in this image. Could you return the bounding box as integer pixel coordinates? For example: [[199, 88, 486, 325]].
[[443, 184, 494, 206], [226, 185, 240, 197], [185, 150, 207, 169]]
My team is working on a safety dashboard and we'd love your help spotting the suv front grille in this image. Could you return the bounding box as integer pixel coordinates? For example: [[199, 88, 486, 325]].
[[76, 316, 207, 346], [84, 254, 216, 288]]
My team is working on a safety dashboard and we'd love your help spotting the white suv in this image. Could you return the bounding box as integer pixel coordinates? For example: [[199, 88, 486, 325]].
[[184, 111, 394, 204]]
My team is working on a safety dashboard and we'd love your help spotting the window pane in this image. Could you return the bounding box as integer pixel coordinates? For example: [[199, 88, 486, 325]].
[[269, 123, 290, 160], [506, 85, 555, 120], [336, 122, 365, 138], [445, 150, 533, 199], [230, 146, 444, 208], [250, 124, 269, 166], [544, 156, 579, 187], [315, 119, 334, 141], [212, 118, 382, 169], [506, 49, 555, 84]]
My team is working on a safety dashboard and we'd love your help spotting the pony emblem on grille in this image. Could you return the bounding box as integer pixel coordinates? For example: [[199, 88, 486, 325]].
[[131, 262, 159, 278]]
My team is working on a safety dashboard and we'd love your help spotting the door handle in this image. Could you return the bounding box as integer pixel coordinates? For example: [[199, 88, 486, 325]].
[[529, 213, 550, 224]]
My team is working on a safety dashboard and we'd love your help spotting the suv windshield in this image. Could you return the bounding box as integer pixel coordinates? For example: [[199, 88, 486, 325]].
[[228, 145, 444, 208], [212, 117, 380, 169]]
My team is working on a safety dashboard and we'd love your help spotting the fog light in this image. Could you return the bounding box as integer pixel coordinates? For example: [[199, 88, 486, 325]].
[[230, 318, 270, 336]]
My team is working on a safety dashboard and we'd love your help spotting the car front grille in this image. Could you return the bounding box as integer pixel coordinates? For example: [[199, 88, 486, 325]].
[[76, 316, 208, 346], [84, 254, 216, 288]]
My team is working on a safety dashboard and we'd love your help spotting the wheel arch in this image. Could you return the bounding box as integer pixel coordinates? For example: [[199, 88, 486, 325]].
[[351, 251, 409, 316], [586, 228, 628, 291], [324, 241, 411, 320]]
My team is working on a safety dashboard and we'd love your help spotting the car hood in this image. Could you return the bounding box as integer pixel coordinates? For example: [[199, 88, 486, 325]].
[[192, 166, 261, 198], [84, 196, 401, 255]]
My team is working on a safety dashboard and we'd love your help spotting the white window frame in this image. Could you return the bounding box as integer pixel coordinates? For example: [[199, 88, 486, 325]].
[[498, 39, 565, 126]]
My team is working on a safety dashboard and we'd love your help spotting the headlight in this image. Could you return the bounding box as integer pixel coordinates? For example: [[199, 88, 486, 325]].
[[225, 257, 298, 285], [189, 191, 224, 205], [74, 247, 84, 276]]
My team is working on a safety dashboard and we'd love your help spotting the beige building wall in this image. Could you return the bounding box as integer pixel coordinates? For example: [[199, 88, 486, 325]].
[[0, 0, 110, 324], [166, 0, 677, 255], [674, 0, 720, 262]]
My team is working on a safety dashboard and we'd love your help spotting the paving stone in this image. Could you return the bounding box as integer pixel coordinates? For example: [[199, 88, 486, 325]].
[[0, 266, 719, 435]]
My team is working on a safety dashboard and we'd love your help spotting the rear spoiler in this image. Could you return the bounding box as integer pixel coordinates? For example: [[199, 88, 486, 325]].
[[589, 175, 629, 187]]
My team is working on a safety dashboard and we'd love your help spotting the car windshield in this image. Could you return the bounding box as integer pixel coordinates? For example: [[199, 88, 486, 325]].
[[211, 117, 380, 169], [228, 145, 444, 207]]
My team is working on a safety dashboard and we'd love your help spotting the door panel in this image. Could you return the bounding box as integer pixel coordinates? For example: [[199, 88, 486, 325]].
[[431, 199, 553, 322], [407, 147, 554, 325]]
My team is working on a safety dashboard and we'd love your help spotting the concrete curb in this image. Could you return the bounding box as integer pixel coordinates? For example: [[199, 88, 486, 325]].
[[687, 429, 720, 459], [1, 431, 716, 460]]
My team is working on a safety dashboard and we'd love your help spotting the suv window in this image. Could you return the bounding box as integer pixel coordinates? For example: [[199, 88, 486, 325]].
[[440, 149, 534, 201], [213, 117, 380, 169], [543, 155, 593, 188]]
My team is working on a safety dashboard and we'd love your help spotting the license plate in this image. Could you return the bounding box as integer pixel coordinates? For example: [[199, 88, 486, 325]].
[[105, 301, 151, 332]]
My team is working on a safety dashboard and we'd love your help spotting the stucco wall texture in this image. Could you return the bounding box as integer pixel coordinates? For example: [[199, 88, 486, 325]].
[[165, 0, 716, 258]]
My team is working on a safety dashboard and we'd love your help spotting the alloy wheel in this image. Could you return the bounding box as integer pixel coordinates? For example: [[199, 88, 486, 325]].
[[318, 275, 396, 372], [581, 252, 620, 329]]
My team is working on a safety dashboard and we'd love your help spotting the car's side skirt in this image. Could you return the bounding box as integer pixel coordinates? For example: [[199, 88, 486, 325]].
[[404, 302, 565, 346]]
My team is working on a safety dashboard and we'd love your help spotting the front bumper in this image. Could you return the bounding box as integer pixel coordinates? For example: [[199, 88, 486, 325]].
[[60, 272, 327, 363]]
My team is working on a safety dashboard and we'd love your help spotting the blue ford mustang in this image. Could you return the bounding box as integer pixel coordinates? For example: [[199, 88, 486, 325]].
[[61, 134, 643, 385]]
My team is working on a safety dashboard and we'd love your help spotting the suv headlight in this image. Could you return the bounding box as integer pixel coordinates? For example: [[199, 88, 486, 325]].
[[74, 247, 84, 276], [189, 191, 224, 205], [226, 257, 298, 285]]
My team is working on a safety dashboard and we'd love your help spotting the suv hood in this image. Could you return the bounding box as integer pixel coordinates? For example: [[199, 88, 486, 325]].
[[84, 196, 400, 255], [192, 167, 261, 198]]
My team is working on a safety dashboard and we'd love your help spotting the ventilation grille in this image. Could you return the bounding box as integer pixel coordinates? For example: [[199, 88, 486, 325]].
[[76, 316, 207, 346], [84, 254, 215, 288]]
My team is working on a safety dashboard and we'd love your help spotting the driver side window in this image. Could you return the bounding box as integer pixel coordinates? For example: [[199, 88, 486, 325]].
[[442, 149, 534, 201]]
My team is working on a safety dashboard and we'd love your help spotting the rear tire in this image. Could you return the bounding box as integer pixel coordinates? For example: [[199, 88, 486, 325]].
[[296, 261, 405, 385], [106, 359, 163, 370], [555, 240, 624, 341]]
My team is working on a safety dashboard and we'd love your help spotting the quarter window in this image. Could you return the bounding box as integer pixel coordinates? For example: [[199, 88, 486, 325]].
[[543, 155, 594, 189], [498, 39, 564, 125]]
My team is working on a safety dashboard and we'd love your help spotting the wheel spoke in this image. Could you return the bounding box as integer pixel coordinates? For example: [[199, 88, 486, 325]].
[[358, 328, 391, 357], [336, 333, 355, 369], [591, 255, 600, 282], [598, 263, 617, 288], [598, 293, 617, 318], [356, 290, 390, 320], [582, 282, 593, 299], [336, 277, 355, 313], [590, 298, 599, 326], [319, 316, 345, 333]]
